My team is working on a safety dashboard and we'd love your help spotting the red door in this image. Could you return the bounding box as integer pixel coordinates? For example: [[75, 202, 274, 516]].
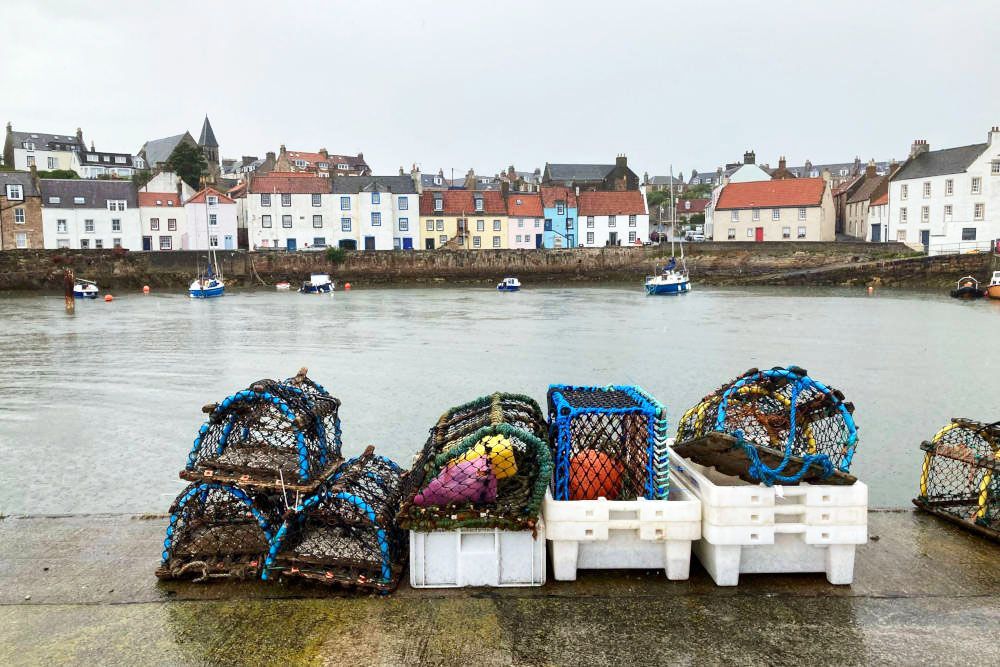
[[755, 227, 764, 242]]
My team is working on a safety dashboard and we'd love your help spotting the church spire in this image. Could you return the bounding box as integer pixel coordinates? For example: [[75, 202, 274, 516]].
[[198, 115, 218, 148]]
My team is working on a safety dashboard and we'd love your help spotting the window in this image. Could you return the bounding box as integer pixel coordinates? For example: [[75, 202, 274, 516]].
[[515, 235, 521, 243], [797, 226, 807, 239], [399, 218, 409, 231], [340, 196, 350, 210], [57, 239, 70, 248], [974, 203, 985, 220], [341, 218, 352, 231], [5, 184, 23, 200], [439, 235, 447, 245], [772, 209, 780, 221], [57, 219, 67, 233], [209, 214, 218, 226], [168, 218, 177, 231], [73, 196, 85, 205], [282, 215, 292, 228], [586, 231, 595, 244], [782, 226, 791, 239], [752, 208, 760, 221], [945, 179, 953, 196], [921, 206, 929, 223], [371, 212, 381, 226], [26, 156, 35, 167], [151, 218, 160, 231], [108, 200, 126, 211], [628, 215, 636, 227], [992, 160, 1000, 175], [962, 227, 977, 241], [923, 182, 931, 198], [534, 220, 541, 228], [338, 163, 350, 170], [281, 193, 291, 207], [23, 141, 35, 150], [730, 210, 739, 222], [474, 197, 483, 212], [14, 208, 25, 223], [85, 219, 95, 233], [262, 214, 272, 228], [94, 239, 103, 249], [313, 215, 323, 228], [900, 208, 908, 223], [436, 220, 444, 231], [317, 162, 328, 170], [798, 208, 807, 221], [901, 184, 908, 199], [47, 157, 57, 169], [294, 159, 307, 168], [608, 215, 616, 227], [433, 197, 443, 211], [628, 231, 637, 243], [425, 220, 433, 231], [160, 236, 172, 250], [207, 195, 219, 206], [79, 239, 89, 249], [15, 232, 27, 248], [210, 235, 219, 247], [971, 177, 982, 194], [48, 196, 61, 204], [587, 216, 595, 228], [398, 196, 408, 210], [556, 201, 565, 215], [372, 192, 381, 205], [493, 220, 501, 231], [261, 193, 271, 206], [476, 219, 485, 232], [727, 228, 736, 240], [313, 237, 326, 247], [567, 218, 574, 229], [897, 230, 907, 241], [746, 228, 754, 239], [114, 156, 126, 164], [473, 236, 482, 248]]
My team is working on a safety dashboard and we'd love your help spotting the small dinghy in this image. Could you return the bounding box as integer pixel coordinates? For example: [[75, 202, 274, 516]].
[[950, 276, 984, 300], [300, 274, 334, 294], [497, 277, 521, 292], [275, 281, 292, 291], [73, 278, 99, 299], [986, 271, 1000, 300]]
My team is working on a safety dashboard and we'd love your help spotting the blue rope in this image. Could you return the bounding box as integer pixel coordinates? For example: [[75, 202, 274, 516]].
[[734, 431, 834, 486]]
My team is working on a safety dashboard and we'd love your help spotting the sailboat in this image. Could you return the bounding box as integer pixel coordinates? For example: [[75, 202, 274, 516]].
[[645, 166, 691, 295], [189, 209, 225, 298]]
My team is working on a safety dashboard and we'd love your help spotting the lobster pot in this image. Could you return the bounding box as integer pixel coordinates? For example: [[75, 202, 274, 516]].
[[264, 454, 406, 591], [676, 366, 858, 482], [548, 385, 668, 501], [914, 419, 1000, 540], [184, 376, 343, 489], [432, 392, 548, 451], [157, 482, 281, 581]]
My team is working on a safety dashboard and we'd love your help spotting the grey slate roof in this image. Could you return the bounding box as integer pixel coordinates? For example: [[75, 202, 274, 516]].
[[8, 131, 83, 152], [0, 171, 40, 197], [39, 179, 137, 208], [198, 117, 218, 148], [846, 174, 888, 204], [140, 133, 192, 167], [331, 175, 416, 194], [75, 150, 135, 168], [649, 175, 684, 185], [892, 144, 988, 181], [546, 163, 615, 181]]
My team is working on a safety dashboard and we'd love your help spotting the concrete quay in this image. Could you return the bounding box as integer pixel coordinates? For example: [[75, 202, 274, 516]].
[[0, 510, 997, 666]]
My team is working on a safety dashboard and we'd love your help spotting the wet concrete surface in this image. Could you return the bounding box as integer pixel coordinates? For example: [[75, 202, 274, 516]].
[[0, 510, 997, 665]]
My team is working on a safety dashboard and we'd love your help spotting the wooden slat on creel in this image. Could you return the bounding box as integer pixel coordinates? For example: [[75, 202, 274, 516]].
[[672, 432, 857, 486]]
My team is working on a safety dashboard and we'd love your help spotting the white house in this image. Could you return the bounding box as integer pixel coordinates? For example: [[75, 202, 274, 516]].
[[889, 129, 1000, 253], [245, 174, 334, 250], [577, 190, 650, 247], [4, 124, 85, 171], [138, 191, 186, 250], [331, 175, 418, 250], [185, 187, 238, 250], [867, 192, 889, 243], [727, 151, 772, 183], [40, 179, 141, 250], [71, 148, 144, 179]]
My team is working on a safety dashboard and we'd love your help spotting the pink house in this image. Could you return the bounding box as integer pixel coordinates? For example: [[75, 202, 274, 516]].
[[506, 193, 544, 249]]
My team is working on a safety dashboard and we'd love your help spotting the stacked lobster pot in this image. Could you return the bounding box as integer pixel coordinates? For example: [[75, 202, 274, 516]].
[[671, 366, 867, 585], [397, 393, 552, 587], [542, 385, 701, 581], [156, 368, 406, 591]]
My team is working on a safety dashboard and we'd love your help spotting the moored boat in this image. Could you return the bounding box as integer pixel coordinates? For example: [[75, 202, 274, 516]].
[[189, 274, 225, 298], [950, 276, 984, 300], [275, 281, 292, 291], [300, 274, 334, 293], [986, 271, 1000, 299], [72, 278, 99, 299], [497, 277, 521, 292], [645, 257, 690, 295]]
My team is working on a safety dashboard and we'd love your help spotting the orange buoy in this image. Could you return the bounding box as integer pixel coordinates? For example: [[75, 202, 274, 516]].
[[143, 285, 150, 294], [344, 282, 352, 290], [104, 294, 114, 302]]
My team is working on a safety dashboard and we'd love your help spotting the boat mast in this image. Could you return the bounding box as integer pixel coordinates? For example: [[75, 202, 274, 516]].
[[669, 165, 676, 258]]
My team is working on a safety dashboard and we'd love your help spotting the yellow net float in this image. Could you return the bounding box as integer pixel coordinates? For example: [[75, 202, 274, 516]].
[[454, 433, 518, 480]]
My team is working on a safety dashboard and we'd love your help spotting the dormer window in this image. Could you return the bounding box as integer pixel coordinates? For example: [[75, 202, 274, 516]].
[[317, 162, 328, 169], [294, 159, 307, 168], [556, 201, 565, 215], [434, 197, 443, 212], [433, 177, 442, 185], [73, 196, 85, 204], [23, 142, 35, 150], [155, 200, 163, 205], [48, 196, 61, 204], [167, 200, 174, 206], [337, 163, 349, 170], [88, 153, 99, 161], [114, 156, 126, 164], [474, 197, 483, 212], [5, 184, 23, 200]]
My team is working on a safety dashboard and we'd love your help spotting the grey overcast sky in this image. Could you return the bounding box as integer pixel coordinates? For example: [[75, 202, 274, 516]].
[[3, 0, 998, 178]]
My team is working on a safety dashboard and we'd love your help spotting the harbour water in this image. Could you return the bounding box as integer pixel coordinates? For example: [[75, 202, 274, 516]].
[[0, 285, 996, 514]]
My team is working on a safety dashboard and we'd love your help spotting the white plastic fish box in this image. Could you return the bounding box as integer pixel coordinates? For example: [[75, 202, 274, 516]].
[[408, 518, 545, 588], [542, 476, 702, 581], [667, 444, 867, 586]]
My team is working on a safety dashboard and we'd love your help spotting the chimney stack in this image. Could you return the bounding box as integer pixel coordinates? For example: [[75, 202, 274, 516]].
[[865, 159, 877, 178], [778, 156, 787, 169], [319, 148, 329, 160], [989, 126, 1000, 145], [29, 164, 38, 188], [910, 139, 930, 158], [615, 154, 627, 169], [743, 150, 756, 165], [76, 127, 83, 144]]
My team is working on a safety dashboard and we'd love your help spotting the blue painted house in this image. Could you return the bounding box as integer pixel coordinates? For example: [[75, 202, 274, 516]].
[[541, 186, 578, 248]]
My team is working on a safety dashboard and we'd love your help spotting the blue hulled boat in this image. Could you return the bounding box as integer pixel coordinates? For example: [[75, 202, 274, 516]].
[[497, 277, 521, 292], [645, 257, 691, 295], [300, 274, 334, 294], [73, 278, 99, 299]]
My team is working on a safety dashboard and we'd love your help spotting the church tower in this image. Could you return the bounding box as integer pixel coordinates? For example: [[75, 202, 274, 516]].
[[198, 115, 220, 181]]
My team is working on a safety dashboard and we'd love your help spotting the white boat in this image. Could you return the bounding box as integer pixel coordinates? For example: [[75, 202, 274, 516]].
[[190, 210, 225, 298], [497, 277, 521, 292], [645, 261, 691, 295], [986, 271, 1000, 300], [73, 278, 99, 299], [275, 281, 292, 291], [300, 274, 334, 293]]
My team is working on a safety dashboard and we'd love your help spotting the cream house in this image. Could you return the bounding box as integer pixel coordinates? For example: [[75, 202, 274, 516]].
[[711, 177, 834, 242]]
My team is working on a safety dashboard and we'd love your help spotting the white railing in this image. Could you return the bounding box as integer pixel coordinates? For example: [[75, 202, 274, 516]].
[[926, 240, 997, 256]]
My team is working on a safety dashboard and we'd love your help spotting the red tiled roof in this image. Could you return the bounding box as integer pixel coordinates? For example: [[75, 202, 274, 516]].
[[506, 193, 543, 217], [577, 191, 647, 216], [227, 182, 247, 198], [419, 190, 506, 216], [287, 150, 368, 169], [187, 187, 235, 205], [871, 192, 888, 206], [138, 192, 181, 207], [675, 198, 709, 215], [540, 185, 577, 208], [715, 178, 827, 210], [249, 174, 331, 194]]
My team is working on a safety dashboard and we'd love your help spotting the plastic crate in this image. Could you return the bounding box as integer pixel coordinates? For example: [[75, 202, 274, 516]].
[[409, 518, 546, 588], [668, 444, 867, 585], [542, 477, 701, 581]]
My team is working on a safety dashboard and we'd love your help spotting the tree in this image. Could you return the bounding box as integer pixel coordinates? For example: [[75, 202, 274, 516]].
[[684, 183, 713, 199], [131, 170, 153, 189], [35, 169, 79, 179], [165, 141, 207, 190]]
